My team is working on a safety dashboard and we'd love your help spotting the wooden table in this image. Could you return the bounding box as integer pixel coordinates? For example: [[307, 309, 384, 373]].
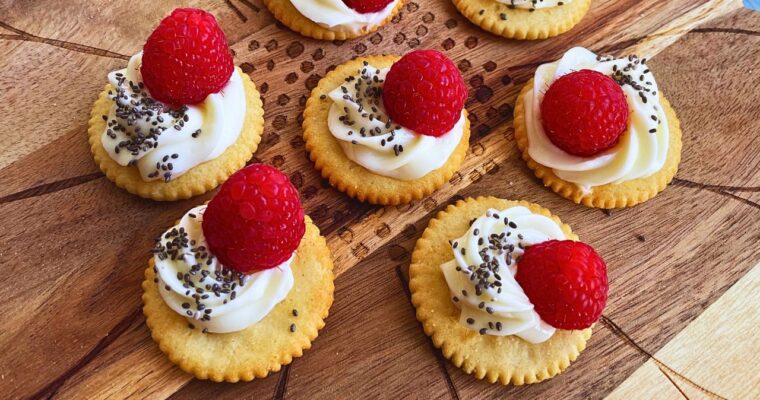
[[1, 0, 758, 398]]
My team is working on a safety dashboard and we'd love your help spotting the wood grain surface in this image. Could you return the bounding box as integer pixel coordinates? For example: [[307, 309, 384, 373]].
[[0, 0, 758, 399], [607, 264, 760, 400]]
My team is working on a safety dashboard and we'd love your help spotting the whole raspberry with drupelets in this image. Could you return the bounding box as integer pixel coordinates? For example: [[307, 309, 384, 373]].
[[141, 8, 234, 106], [515, 240, 608, 330], [202, 164, 305, 274]]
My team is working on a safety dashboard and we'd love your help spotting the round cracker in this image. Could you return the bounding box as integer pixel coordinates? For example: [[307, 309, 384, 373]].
[[303, 55, 470, 205], [409, 197, 592, 385], [262, 0, 405, 40], [452, 0, 591, 40]]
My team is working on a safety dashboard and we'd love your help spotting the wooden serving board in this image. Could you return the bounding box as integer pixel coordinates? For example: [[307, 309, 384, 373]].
[[1, 0, 758, 398]]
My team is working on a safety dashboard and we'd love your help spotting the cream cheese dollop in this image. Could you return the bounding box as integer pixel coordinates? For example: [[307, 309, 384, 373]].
[[327, 64, 464, 180], [440, 206, 566, 343], [496, 0, 573, 9], [101, 52, 246, 182], [525, 47, 669, 192], [153, 205, 294, 334], [289, 0, 399, 33]]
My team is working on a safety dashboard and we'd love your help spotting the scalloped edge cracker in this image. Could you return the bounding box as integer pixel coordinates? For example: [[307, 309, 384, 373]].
[[452, 0, 591, 40], [409, 197, 591, 385], [514, 79, 683, 208], [303, 55, 470, 205], [88, 67, 264, 201], [143, 216, 334, 382], [262, 0, 405, 41]]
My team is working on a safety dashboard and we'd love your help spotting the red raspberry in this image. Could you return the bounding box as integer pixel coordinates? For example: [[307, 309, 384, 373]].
[[141, 8, 234, 106], [382, 50, 467, 136], [540, 69, 629, 157], [342, 0, 394, 13], [202, 164, 305, 274], [515, 240, 608, 330]]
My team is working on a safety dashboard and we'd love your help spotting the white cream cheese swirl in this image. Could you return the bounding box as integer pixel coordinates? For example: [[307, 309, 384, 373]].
[[101, 52, 246, 182], [153, 205, 294, 334], [290, 0, 399, 33], [525, 47, 669, 192], [496, 0, 573, 9], [440, 206, 566, 343], [327, 64, 464, 180]]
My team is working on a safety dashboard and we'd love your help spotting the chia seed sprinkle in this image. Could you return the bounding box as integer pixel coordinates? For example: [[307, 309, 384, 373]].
[[600, 53, 662, 134], [153, 208, 251, 329], [333, 67, 409, 157], [102, 72, 196, 181]]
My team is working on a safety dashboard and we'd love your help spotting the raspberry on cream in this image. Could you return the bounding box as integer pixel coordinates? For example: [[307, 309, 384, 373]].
[[153, 205, 294, 334], [202, 164, 306, 273], [516, 239, 607, 330], [327, 64, 465, 180], [289, 0, 399, 33], [440, 206, 566, 343], [100, 52, 246, 182], [524, 47, 669, 192], [541, 69, 629, 157], [382, 50, 468, 136], [152, 164, 306, 335]]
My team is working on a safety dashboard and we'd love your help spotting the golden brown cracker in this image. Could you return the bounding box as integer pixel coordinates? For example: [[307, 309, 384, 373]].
[[88, 68, 264, 201], [303, 55, 470, 205], [409, 197, 591, 385], [262, 0, 405, 40], [452, 0, 591, 40]]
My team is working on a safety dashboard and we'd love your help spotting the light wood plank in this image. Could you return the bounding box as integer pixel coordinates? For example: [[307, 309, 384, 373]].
[[655, 264, 760, 399], [605, 360, 688, 400]]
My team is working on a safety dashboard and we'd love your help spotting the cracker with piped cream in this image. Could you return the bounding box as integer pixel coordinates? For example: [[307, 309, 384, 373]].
[[88, 67, 264, 201], [452, 0, 591, 40], [143, 216, 334, 382], [262, 0, 405, 40], [409, 197, 591, 385], [514, 79, 683, 208]]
